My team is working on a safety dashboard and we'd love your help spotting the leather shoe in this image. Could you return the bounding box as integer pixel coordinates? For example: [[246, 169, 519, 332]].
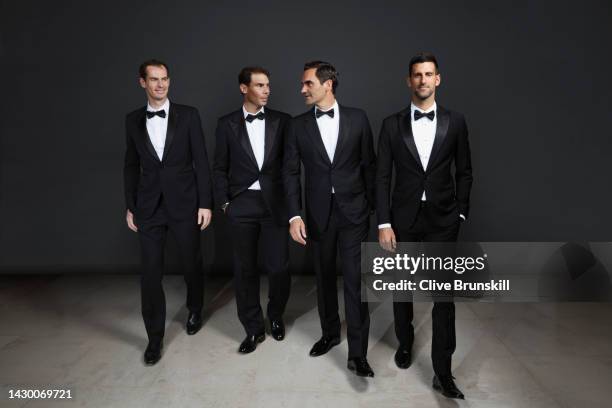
[[144, 340, 163, 366], [186, 312, 202, 335], [185, 312, 202, 336], [394, 345, 412, 369], [270, 319, 285, 341], [347, 357, 375, 377], [309, 336, 340, 357], [433, 375, 465, 399], [238, 333, 265, 354]]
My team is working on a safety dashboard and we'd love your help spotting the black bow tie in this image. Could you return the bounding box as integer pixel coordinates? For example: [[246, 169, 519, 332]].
[[146, 110, 166, 119], [414, 110, 435, 121], [245, 112, 265, 123], [315, 108, 334, 119]]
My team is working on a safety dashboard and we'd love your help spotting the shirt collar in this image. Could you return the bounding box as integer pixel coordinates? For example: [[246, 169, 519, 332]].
[[315, 99, 339, 115], [410, 101, 437, 116], [147, 99, 170, 115], [243, 105, 265, 119]]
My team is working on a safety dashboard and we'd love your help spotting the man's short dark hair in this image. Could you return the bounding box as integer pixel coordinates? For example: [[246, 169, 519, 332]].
[[303, 61, 339, 93], [409, 52, 439, 75], [139, 59, 170, 79], [238, 66, 270, 86]]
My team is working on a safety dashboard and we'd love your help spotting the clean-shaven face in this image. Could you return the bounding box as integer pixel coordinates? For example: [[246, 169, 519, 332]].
[[301, 68, 330, 105], [139, 65, 170, 102]]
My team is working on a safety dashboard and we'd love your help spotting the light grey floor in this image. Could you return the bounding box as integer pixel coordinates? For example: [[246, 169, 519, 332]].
[[0, 274, 611, 408]]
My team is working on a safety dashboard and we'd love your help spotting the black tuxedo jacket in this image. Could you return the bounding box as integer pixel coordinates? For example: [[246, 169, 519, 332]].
[[376, 105, 473, 228], [213, 108, 291, 226], [123, 102, 213, 220], [283, 105, 376, 235]]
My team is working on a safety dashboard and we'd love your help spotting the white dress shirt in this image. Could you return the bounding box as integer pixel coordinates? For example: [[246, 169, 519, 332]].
[[289, 100, 340, 224], [316, 100, 340, 166], [378, 101, 463, 230], [412, 101, 437, 200], [146, 99, 170, 161], [243, 106, 266, 190], [316, 100, 340, 194]]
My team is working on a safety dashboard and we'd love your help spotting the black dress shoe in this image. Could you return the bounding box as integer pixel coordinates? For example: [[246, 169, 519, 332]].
[[238, 333, 265, 354], [309, 336, 340, 357], [270, 319, 285, 341], [394, 345, 412, 369], [433, 375, 465, 399], [144, 340, 163, 366], [347, 357, 375, 377], [186, 312, 202, 335]]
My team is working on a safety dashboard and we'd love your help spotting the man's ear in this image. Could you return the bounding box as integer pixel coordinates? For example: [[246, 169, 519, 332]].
[[324, 79, 333, 92], [139, 77, 146, 89], [435, 73, 441, 87], [239, 84, 248, 95]]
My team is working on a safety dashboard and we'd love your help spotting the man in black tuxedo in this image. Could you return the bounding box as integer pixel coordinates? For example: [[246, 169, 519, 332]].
[[283, 61, 376, 377], [124, 59, 213, 365], [213, 67, 291, 354], [376, 52, 473, 399]]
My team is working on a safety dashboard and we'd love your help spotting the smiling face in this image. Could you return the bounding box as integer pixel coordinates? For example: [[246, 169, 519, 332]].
[[240, 72, 270, 109], [301, 68, 332, 106], [139, 65, 169, 103], [408, 61, 440, 102]]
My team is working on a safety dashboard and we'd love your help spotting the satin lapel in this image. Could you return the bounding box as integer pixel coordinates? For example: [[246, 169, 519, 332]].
[[426, 106, 450, 172], [332, 105, 350, 168], [399, 109, 425, 173], [262, 112, 279, 168], [230, 115, 258, 169], [161, 104, 177, 162], [304, 112, 332, 167], [139, 109, 160, 162]]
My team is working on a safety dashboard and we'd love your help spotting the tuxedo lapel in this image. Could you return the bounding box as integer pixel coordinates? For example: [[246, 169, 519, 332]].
[[139, 109, 160, 162], [426, 106, 450, 172], [263, 111, 279, 168], [304, 112, 332, 167], [161, 103, 177, 162], [399, 108, 425, 173], [332, 105, 350, 168], [230, 113, 259, 169]]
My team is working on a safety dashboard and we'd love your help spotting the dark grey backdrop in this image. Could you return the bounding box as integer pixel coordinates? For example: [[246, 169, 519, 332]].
[[2, 0, 611, 274]]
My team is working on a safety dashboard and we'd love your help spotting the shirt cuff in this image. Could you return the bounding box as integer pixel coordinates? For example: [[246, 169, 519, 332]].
[[378, 223, 392, 229], [459, 214, 466, 220], [289, 215, 302, 224]]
